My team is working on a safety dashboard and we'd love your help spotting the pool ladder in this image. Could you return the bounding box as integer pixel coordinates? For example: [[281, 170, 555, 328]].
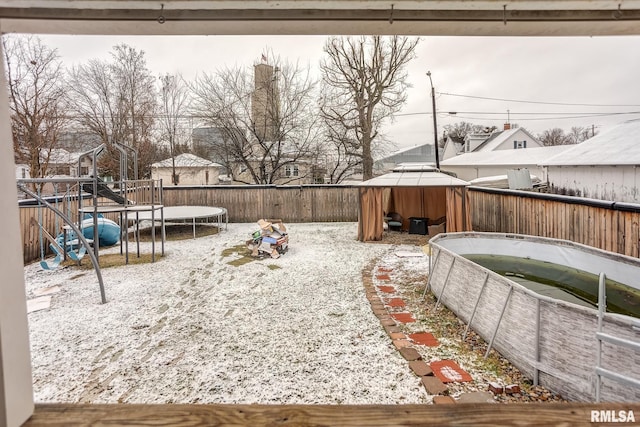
[[594, 272, 640, 402]]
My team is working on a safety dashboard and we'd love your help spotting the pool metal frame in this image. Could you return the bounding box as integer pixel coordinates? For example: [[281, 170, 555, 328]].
[[428, 232, 640, 402]]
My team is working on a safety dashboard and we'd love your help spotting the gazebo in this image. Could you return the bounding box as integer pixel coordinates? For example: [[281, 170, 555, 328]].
[[357, 164, 472, 242]]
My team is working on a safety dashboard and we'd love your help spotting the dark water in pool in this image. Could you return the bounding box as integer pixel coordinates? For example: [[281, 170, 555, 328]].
[[463, 254, 640, 318]]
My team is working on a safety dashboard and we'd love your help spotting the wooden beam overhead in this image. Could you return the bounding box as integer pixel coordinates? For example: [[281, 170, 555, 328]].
[[1, 1, 640, 35]]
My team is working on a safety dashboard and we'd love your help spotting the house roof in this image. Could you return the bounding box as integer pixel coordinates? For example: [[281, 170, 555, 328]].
[[152, 153, 221, 168], [393, 162, 437, 172], [542, 119, 640, 166], [442, 137, 464, 158], [43, 148, 81, 164], [441, 145, 571, 167], [375, 143, 435, 164], [359, 170, 469, 187], [385, 143, 431, 157], [473, 127, 539, 152]]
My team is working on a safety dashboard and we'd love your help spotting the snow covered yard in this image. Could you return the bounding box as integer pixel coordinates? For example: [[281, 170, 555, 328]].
[[24, 222, 431, 404]]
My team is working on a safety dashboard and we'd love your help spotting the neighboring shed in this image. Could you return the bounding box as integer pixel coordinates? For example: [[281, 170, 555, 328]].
[[375, 143, 437, 172], [357, 165, 471, 242], [441, 145, 571, 181], [151, 153, 221, 186], [542, 119, 640, 203]]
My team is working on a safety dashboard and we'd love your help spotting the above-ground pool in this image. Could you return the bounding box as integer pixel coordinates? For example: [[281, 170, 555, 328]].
[[428, 232, 640, 402]]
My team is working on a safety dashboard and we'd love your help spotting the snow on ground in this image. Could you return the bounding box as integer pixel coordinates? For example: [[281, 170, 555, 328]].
[[24, 222, 432, 404]]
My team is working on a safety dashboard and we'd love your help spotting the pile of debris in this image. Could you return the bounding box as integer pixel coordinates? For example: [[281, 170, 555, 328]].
[[246, 219, 289, 259]]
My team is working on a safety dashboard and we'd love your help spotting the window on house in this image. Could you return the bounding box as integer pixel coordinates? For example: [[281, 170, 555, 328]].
[[285, 164, 299, 177], [21, 168, 26, 179], [513, 140, 527, 149]]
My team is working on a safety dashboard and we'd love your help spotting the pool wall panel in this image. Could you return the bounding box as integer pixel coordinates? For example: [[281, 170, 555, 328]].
[[429, 232, 640, 402]]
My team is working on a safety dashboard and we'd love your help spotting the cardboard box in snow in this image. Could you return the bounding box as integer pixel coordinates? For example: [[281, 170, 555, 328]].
[[246, 219, 289, 259]]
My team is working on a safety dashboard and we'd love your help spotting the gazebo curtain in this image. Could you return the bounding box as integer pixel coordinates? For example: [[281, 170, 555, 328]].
[[446, 187, 472, 232], [358, 185, 472, 241], [358, 187, 384, 241]]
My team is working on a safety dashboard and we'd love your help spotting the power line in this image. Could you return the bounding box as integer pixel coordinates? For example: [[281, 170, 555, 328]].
[[394, 111, 640, 120], [436, 92, 640, 108], [446, 111, 640, 116], [439, 112, 640, 121]]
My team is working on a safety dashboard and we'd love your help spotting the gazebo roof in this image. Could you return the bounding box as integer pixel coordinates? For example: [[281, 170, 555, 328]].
[[359, 170, 469, 187]]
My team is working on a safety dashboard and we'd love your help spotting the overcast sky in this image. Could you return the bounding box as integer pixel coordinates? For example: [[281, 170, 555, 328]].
[[35, 34, 640, 151]]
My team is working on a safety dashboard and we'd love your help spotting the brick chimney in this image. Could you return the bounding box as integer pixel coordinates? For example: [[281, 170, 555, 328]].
[[504, 123, 511, 130]]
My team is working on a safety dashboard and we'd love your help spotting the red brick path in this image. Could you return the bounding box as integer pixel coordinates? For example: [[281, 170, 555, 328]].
[[366, 261, 474, 402]]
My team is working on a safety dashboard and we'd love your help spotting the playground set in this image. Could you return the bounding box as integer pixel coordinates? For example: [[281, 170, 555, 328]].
[[17, 143, 166, 304]]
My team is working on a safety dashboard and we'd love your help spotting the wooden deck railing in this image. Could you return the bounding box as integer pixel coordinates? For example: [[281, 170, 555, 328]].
[[23, 402, 640, 426]]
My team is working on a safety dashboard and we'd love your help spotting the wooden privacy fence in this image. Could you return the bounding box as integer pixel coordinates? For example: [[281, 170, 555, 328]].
[[24, 184, 640, 263], [469, 186, 640, 258], [162, 185, 360, 223]]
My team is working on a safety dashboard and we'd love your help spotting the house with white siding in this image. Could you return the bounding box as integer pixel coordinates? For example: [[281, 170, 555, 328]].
[[542, 119, 640, 203], [440, 125, 551, 182], [468, 126, 542, 152], [441, 145, 572, 182], [151, 153, 221, 186], [15, 164, 29, 180], [442, 125, 543, 159]]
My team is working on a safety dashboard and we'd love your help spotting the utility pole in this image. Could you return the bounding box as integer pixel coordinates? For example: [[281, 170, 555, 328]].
[[427, 71, 440, 169]]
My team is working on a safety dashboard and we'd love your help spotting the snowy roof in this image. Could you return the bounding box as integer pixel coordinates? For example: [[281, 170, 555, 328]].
[[441, 145, 571, 167], [393, 162, 437, 172], [385, 143, 431, 157], [43, 148, 81, 164], [473, 127, 539, 152], [152, 153, 221, 168], [359, 170, 469, 187], [542, 119, 640, 166]]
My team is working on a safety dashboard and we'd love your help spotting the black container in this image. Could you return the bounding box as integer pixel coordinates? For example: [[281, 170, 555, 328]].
[[408, 217, 428, 235]]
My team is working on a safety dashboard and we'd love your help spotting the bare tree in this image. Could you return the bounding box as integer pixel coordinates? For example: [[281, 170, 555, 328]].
[[319, 117, 362, 184], [189, 54, 321, 184], [320, 36, 419, 180], [443, 122, 497, 141], [538, 128, 570, 146], [67, 44, 156, 179], [2, 35, 68, 181], [565, 126, 595, 144], [158, 73, 191, 185]]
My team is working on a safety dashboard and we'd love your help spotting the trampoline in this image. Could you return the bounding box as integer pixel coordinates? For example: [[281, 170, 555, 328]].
[[138, 206, 228, 238]]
